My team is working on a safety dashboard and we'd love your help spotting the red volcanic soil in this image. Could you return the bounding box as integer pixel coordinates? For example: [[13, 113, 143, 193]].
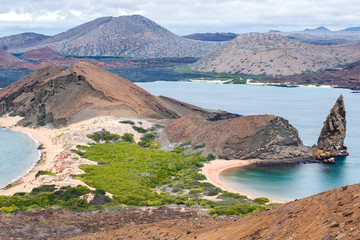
[[21, 47, 63, 61]]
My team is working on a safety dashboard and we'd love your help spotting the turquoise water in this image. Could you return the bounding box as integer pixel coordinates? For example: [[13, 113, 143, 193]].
[[0, 128, 40, 189], [137, 82, 360, 201]]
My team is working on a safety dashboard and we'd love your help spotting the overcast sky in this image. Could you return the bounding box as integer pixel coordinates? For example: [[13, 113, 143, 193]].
[[0, 0, 359, 37]]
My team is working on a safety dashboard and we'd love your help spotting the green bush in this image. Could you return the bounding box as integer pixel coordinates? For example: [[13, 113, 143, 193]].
[[37, 120, 46, 126], [35, 170, 56, 178], [208, 203, 267, 216], [253, 197, 270, 204], [218, 155, 229, 160], [132, 126, 147, 133], [86, 129, 120, 143], [206, 153, 216, 160], [121, 133, 135, 143], [193, 143, 205, 149], [23, 121, 32, 127], [119, 120, 135, 125], [138, 133, 160, 149]]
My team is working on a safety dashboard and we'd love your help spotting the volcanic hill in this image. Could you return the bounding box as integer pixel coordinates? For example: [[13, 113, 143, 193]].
[[0, 61, 182, 126], [192, 33, 360, 76], [183, 32, 238, 41], [20, 47, 63, 61], [0, 32, 49, 51], [9, 15, 222, 58], [0, 48, 22, 66]]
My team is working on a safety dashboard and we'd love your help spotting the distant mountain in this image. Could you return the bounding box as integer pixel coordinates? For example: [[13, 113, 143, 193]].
[[0, 33, 49, 50], [192, 33, 360, 76], [9, 15, 222, 58], [20, 47, 63, 61], [0, 48, 22, 66], [342, 26, 360, 31], [183, 32, 238, 41], [304, 26, 331, 32]]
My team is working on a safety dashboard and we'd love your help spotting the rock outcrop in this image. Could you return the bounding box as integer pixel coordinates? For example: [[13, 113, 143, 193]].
[[314, 95, 348, 160], [0, 61, 181, 127], [164, 114, 312, 160]]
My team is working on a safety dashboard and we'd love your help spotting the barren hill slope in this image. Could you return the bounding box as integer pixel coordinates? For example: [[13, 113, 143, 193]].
[[11, 15, 222, 58], [0, 61, 180, 126], [0, 48, 22, 66], [193, 33, 360, 76], [68, 183, 360, 240], [21, 47, 63, 61], [0, 32, 49, 50]]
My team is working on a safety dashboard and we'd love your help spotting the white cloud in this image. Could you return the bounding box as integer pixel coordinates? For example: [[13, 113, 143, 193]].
[[0, 11, 32, 22], [0, 0, 360, 36]]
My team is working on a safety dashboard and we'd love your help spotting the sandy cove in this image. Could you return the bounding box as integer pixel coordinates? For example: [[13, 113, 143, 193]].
[[0, 115, 153, 196], [201, 159, 287, 203], [0, 115, 286, 203]]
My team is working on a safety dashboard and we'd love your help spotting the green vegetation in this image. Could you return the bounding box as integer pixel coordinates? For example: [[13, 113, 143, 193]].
[[122, 133, 135, 143], [206, 153, 216, 160], [37, 120, 46, 126], [0, 112, 5, 117], [86, 129, 120, 142], [137, 133, 160, 149], [0, 136, 272, 216], [35, 170, 55, 178], [119, 120, 135, 125], [193, 143, 205, 149], [74, 142, 270, 215], [132, 126, 147, 133], [218, 155, 229, 160], [228, 78, 247, 84], [0, 185, 111, 213], [9, 112, 25, 117], [174, 66, 265, 80], [253, 197, 270, 204]]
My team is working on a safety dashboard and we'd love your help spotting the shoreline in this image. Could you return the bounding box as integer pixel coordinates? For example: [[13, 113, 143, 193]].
[[0, 116, 63, 195], [0, 127, 42, 190], [201, 159, 287, 203]]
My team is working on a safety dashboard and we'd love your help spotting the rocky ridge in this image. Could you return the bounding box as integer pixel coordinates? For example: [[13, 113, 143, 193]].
[[164, 114, 312, 160], [192, 33, 360, 76], [8, 15, 222, 58], [0, 32, 49, 50]]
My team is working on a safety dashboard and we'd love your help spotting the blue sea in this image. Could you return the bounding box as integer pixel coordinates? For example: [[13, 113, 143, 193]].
[[0, 128, 41, 189], [137, 82, 360, 201]]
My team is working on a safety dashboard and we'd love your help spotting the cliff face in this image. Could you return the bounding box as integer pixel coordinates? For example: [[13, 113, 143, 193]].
[[0, 61, 180, 127], [316, 95, 348, 158], [164, 114, 311, 160]]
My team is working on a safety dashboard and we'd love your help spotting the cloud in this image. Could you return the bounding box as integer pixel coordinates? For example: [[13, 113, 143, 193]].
[[0, 0, 359, 37]]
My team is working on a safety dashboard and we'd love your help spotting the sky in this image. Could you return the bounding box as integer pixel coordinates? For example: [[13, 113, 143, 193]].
[[0, 0, 359, 37]]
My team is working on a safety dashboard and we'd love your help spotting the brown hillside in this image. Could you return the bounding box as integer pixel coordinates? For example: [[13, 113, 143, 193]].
[[0, 61, 180, 126], [69, 183, 360, 240], [164, 114, 311, 159], [21, 47, 63, 61], [193, 33, 360, 76], [0, 48, 22, 66]]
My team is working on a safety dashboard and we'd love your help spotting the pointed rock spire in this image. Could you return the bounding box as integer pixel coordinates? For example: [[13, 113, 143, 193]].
[[317, 95, 348, 157]]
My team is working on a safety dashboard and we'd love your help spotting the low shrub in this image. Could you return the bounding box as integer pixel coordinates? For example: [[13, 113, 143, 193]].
[[253, 197, 270, 204], [132, 126, 147, 133], [35, 170, 55, 178], [119, 120, 135, 125]]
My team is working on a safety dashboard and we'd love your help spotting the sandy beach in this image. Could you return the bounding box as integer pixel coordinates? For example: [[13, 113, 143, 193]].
[[0, 115, 154, 196], [201, 159, 287, 203]]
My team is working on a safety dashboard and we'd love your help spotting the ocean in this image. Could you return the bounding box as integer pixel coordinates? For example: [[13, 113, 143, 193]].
[[0, 128, 41, 189], [137, 81, 360, 201]]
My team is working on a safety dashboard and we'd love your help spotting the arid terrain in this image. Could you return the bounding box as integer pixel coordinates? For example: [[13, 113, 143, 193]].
[[193, 33, 360, 76]]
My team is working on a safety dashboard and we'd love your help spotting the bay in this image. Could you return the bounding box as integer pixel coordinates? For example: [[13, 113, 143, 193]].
[[0, 128, 40, 189], [136, 81, 360, 201]]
